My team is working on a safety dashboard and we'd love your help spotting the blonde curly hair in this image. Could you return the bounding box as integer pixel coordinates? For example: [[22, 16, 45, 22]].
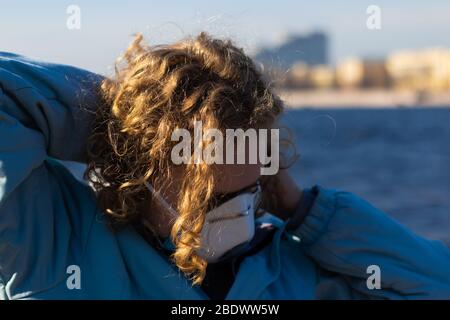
[[85, 32, 285, 285]]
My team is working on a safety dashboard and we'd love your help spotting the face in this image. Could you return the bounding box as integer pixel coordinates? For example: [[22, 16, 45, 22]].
[[212, 128, 268, 194], [157, 163, 261, 205], [163, 133, 264, 206], [212, 162, 261, 194], [146, 129, 266, 238]]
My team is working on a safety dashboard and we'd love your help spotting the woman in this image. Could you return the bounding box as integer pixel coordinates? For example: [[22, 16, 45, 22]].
[[0, 33, 449, 300]]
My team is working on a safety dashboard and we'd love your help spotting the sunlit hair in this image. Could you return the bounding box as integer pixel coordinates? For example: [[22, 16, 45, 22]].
[[85, 32, 289, 285]]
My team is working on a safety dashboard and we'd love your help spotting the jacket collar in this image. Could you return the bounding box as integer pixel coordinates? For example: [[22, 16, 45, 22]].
[[225, 218, 287, 299]]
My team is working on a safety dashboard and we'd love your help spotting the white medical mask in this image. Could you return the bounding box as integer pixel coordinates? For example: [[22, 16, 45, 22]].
[[143, 181, 261, 263]]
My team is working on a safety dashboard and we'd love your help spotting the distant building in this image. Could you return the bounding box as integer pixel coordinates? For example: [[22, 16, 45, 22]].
[[336, 58, 389, 89], [336, 58, 363, 88], [285, 62, 310, 88], [254, 31, 329, 70], [387, 48, 450, 92], [283, 63, 334, 89], [361, 60, 390, 88], [308, 65, 335, 89]]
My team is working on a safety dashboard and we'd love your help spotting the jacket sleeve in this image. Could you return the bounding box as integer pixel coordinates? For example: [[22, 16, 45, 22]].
[[0, 52, 103, 203], [289, 186, 450, 299], [0, 52, 103, 299]]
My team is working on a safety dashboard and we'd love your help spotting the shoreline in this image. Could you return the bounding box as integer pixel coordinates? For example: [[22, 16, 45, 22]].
[[277, 89, 450, 109]]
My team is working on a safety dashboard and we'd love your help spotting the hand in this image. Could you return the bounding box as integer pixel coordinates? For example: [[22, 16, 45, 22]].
[[271, 169, 303, 221]]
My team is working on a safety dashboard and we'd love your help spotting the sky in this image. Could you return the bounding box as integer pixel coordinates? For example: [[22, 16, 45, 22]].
[[1, 0, 450, 74]]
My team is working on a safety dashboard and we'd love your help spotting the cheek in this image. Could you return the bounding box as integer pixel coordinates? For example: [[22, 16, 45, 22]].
[[213, 163, 261, 194]]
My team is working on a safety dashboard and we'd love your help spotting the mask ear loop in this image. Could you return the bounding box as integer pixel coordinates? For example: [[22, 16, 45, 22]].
[[253, 181, 263, 216], [142, 181, 179, 251], [143, 181, 178, 218]]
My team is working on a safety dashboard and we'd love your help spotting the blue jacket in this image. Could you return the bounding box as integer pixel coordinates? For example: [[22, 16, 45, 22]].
[[1, 52, 449, 300]]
